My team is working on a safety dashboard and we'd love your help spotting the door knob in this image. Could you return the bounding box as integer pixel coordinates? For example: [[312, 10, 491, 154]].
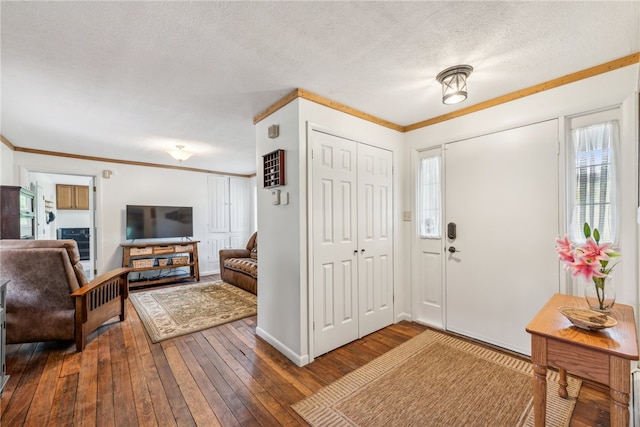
[[448, 246, 460, 253]]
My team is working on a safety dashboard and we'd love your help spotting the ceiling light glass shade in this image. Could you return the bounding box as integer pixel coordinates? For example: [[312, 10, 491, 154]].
[[168, 144, 194, 161], [436, 65, 473, 105]]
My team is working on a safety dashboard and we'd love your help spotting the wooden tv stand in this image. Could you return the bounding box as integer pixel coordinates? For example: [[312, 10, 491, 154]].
[[121, 241, 200, 288]]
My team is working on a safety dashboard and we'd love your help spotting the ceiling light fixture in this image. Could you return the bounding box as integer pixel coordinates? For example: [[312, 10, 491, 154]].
[[436, 65, 473, 105], [168, 144, 194, 162]]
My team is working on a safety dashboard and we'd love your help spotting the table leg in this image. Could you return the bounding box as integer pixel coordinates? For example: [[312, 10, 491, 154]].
[[557, 368, 568, 398], [609, 356, 630, 427], [531, 335, 547, 427]]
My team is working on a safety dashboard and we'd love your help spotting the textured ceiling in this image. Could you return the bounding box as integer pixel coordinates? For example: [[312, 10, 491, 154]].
[[2, 1, 639, 175]]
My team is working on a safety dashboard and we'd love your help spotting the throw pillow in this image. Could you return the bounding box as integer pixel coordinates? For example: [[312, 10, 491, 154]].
[[250, 239, 258, 260]]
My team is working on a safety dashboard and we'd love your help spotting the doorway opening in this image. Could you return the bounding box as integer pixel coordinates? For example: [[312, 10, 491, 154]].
[[30, 172, 96, 280]]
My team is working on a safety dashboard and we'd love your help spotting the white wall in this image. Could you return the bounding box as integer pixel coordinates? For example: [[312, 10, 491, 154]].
[[12, 151, 242, 276], [0, 143, 15, 185], [255, 98, 405, 366], [255, 100, 304, 364], [404, 64, 639, 317]]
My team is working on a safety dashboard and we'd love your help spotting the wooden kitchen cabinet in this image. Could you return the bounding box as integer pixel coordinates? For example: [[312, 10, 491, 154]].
[[56, 185, 90, 210]]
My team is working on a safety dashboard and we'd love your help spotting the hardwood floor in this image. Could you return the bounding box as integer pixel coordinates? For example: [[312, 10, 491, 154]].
[[1, 287, 611, 426]]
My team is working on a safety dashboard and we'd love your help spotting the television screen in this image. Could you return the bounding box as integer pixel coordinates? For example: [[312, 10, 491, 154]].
[[126, 205, 193, 240]]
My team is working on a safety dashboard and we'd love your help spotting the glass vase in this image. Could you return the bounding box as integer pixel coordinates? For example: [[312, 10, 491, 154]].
[[583, 275, 615, 312]]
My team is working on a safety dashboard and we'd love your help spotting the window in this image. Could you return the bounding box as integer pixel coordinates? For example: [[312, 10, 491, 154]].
[[417, 154, 441, 239], [569, 120, 619, 244]]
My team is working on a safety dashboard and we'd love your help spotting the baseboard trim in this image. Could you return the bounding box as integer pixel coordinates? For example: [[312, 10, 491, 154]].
[[395, 312, 412, 322], [256, 326, 309, 367]]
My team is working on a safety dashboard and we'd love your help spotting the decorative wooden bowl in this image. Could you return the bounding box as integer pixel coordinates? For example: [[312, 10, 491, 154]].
[[558, 306, 617, 330]]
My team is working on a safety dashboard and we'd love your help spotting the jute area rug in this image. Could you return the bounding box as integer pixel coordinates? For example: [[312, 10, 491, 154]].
[[293, 330, 581, 427], [129, 280, 256, 343]]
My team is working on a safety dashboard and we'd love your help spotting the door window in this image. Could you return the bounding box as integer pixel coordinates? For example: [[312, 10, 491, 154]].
[[417, 155, 442, 239]]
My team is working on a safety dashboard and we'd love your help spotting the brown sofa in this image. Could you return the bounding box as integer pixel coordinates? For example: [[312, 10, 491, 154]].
[[0, 239, 130, 351], [219, 232, 257, 294]]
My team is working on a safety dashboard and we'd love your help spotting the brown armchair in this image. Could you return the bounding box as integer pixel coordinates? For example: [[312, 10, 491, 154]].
[[219, 232, 257, 294], [0, 239, 130, 351]]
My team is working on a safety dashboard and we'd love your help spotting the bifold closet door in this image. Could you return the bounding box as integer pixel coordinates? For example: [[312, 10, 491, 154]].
[[311, 129, 394, 357], [312, 130, 359, 357], [357, 143, 394, 337]]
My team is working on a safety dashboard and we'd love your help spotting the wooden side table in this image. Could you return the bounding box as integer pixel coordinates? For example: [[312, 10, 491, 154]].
[[526, 293, 639, 427]]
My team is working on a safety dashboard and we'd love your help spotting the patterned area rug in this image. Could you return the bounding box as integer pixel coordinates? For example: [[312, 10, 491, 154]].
[[293, 329, 581, 427], [129, 280, 256, 343]]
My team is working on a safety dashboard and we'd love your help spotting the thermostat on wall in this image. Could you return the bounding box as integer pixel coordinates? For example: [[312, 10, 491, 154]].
[[268, 124, 280, 139]]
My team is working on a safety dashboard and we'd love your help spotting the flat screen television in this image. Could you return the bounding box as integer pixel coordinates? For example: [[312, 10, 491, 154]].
[[126, 205, 193, 240]]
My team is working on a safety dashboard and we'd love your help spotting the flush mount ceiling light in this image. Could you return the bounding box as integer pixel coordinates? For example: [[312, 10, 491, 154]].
[[168, 144, 194, 162], [436, 64, 473, 105]]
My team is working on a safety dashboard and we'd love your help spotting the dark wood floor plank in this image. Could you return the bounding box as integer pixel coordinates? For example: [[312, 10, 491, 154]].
[[108, 316, 139, 427], [174, 337, 241, 427], [227, 323, 323, 396], [206, 326, 305, 426], [121, 314, 158, 427], [2, 342, 51, 427], [163, 341, 222, 426], [128, 303, 177, 427], [96, 328, 116, 427], [216, 324, 309, 412], [2, 343, 38, 413], [149, 340, 197, 427], [191, 333, 261, 427], [73, 338, 99, 426], [23, 342, 67, 426], [221, 323, 314, 395], [199, 329, 284, 427], [48, 373, 78, 427], [59, 342, 83, 378]]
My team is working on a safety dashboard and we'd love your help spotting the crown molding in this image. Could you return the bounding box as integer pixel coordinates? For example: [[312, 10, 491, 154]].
[[1, 135, 16, 150], [8, 144, 251, 178]]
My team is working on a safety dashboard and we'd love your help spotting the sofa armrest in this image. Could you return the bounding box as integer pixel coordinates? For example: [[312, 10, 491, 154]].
[[219, 249, 251, 262], [71, 267, 131, 351], [219, 249, 251, 277]]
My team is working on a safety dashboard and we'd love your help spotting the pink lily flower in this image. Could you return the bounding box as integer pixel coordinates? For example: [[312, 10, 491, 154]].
[[577, 237, 611, 263], [555, 235, 575, 263], [570, 254, 607, 281]]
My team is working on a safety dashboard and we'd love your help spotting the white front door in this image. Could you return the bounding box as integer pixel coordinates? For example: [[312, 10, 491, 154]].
[[412, 148, 444, 328], [312, 130, 359, 357], [357, 143, 394, 337], [444, 120, 560, 355], [311, 129, 394, 357]]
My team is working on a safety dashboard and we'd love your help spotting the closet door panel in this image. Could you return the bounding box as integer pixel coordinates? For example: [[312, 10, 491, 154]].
[[358, 144, 394, 337], [311, 131, 359, 357]]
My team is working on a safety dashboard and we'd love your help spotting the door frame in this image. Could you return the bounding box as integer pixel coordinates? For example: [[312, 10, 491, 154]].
[[306, 122, 396, 362]]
